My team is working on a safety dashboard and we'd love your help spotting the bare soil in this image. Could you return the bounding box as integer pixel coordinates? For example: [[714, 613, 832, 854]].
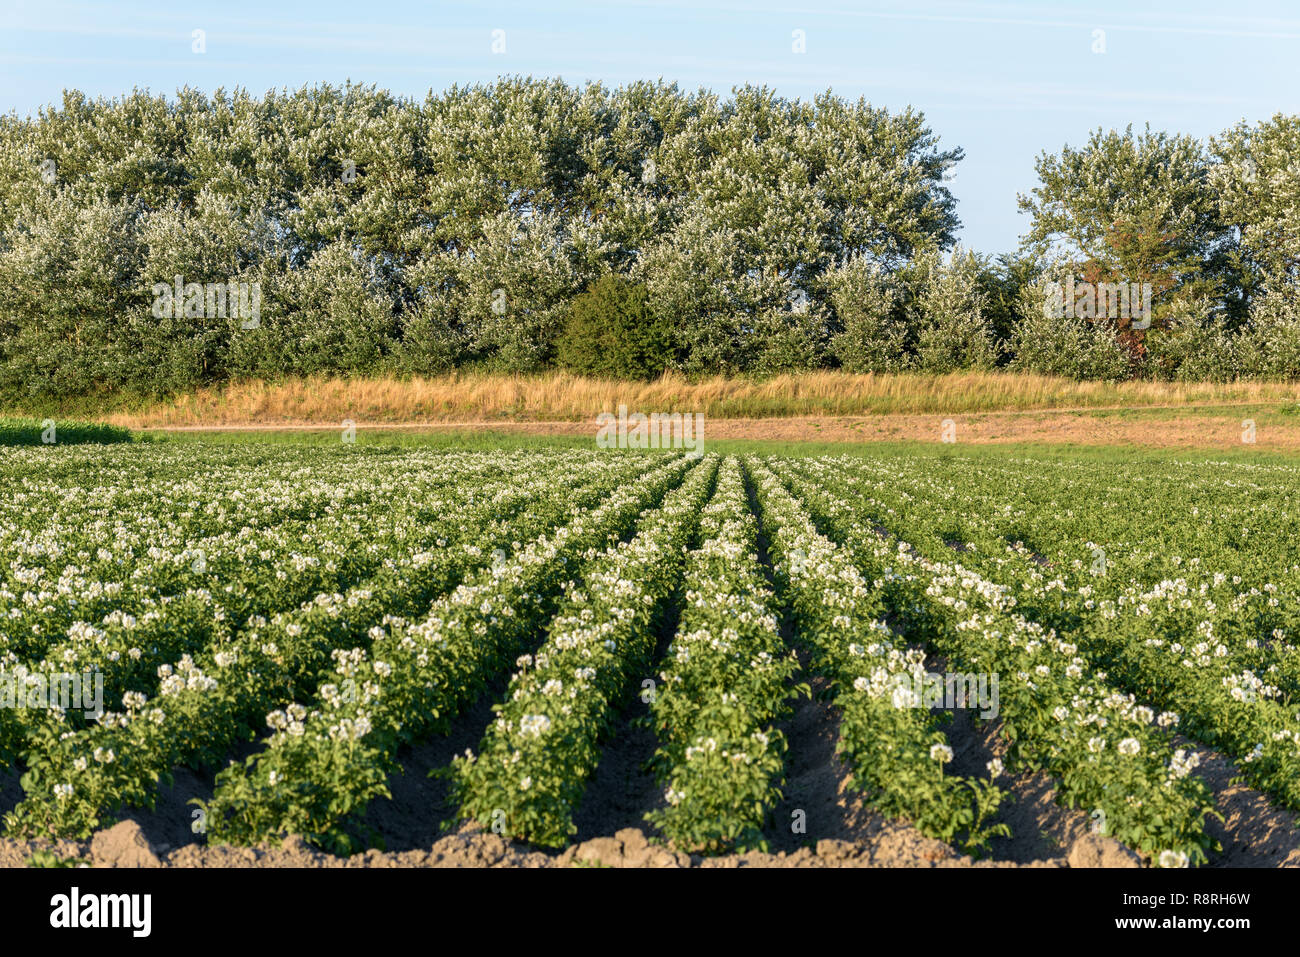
[[5, 690, 1295, 868], [142, 411, 1300, 451]]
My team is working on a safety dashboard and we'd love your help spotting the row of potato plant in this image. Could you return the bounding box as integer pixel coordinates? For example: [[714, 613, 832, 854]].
[[748, 458, 1010, 855], [777, 458, 1216, 866], [802, 452, 1300, 813], [447, 455, 719, 849], [7, 452, 658, 838], [199, 454, 699, 852], [643, 457, 799, 853]]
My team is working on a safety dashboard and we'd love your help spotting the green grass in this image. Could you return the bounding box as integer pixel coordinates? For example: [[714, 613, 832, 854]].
[[139, 427, 593, 451], [0, 417, 133, 446]]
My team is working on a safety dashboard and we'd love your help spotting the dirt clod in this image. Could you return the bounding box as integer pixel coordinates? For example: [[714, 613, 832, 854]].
[[90, 821, 162, 868], [1067, 834, 1142, 869]]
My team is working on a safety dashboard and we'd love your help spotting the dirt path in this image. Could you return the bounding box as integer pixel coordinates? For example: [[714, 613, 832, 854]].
[[135, 410, 1300, 451]]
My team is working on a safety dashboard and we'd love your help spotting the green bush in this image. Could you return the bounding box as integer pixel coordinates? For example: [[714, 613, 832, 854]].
[[0, 418, 132, 446], [0, 81, 968, 396], [555, 274, 675, 379], [1236, 281, 1300, 380], [910, 249, 1000, 373], [1144, 296, 1238, 382], [1007, 275, 1132, 381], [826, 257, 911, 373]]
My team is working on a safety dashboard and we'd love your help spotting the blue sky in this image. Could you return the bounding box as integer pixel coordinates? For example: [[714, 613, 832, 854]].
[[3, 0, 1298, 253]]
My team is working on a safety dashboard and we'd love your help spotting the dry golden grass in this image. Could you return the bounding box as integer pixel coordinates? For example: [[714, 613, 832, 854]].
[[101, 370, 1300, 429]]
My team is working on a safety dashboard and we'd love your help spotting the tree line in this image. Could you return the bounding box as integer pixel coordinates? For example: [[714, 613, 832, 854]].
[[0, 78, 1296, 397]]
